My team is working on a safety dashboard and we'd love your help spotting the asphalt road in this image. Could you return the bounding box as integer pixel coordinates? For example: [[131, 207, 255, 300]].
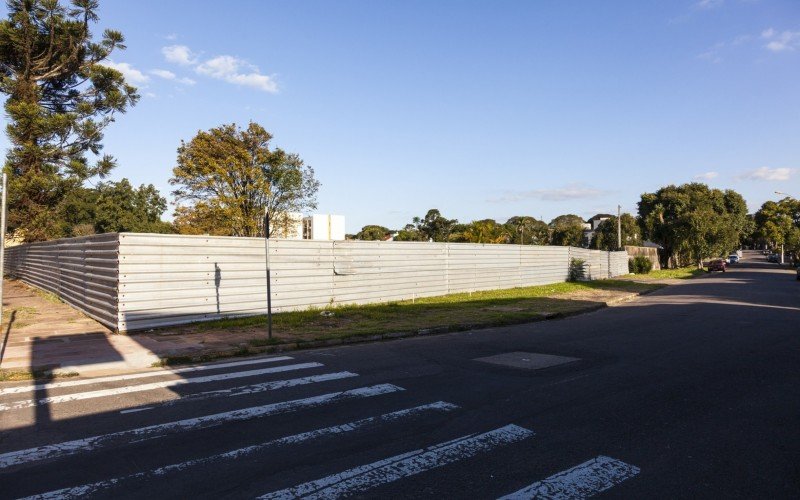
[[1, 251, 798, 499]]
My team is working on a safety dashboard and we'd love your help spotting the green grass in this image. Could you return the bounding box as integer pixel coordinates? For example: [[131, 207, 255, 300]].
[[630, 267, 706, 280], [0, 370, 79, 382], [160, 279, 662, 346]]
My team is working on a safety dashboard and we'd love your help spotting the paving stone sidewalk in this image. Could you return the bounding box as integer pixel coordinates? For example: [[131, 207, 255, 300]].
[[0, 280, 164, 375]]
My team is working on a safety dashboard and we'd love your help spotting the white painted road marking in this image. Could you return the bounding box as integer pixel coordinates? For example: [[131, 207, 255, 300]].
[[117, 371, 358, 413], [259, 424, 535, 500], [23, 402, 459, 500], [0, 384, 403, 470], [497, 455, 640, 499], [0, 356, 295, 396], [0, 362, 325, 411]]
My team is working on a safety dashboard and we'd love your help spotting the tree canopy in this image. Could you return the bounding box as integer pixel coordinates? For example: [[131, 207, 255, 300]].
[[355, 225, 391, 241], [638, 183, 749, 267], [753, 197, 800, 259], [505, 216, 550, 245], [170, 122, 319, 237], [1, 0, 138, 241], [590, 214, 642, 250], [549, 214, 585, 247]]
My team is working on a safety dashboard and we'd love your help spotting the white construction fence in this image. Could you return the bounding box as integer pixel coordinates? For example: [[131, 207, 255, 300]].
[[5, 233, 629, 332]]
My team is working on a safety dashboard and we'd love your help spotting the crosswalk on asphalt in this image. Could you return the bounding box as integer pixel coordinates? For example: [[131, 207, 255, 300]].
[[0, 354, 640, 499]]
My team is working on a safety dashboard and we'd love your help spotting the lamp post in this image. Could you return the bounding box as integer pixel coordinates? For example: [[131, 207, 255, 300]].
[[617, 205, 622, 250], [775, 191, 790, 265]]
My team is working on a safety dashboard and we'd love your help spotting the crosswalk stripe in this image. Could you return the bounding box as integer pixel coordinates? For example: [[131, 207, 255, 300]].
[[259, 424, 535, 500], [117, 371, 358, 414], [0, 384, 403, 471], [497, 455, 640, 499], [0, 362, 325, 411], [22, 402, 459, 500], [0, 356, 295, 396]]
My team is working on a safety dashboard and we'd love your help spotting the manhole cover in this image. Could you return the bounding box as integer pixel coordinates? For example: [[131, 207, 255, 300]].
[[475, 351, 580, 370]]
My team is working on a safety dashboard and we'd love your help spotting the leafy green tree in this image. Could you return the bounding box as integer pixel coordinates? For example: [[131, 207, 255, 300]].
[[549, 214, 585, 227], [59, 179, 172, 235], [394, 224, 425, 241], [638, 183, 749, 268], [590, 213, 642, 250], [1, 0, 138, 241], [461, 219, 510, 244], [355, 225, 390, 241], [170, 122, 319, 237], [504, 216, 550, 245], [412, 209, 458, 242], [549, 214, 586, 246], [754, 197, 800, 259], [94, 179, 172, 233]]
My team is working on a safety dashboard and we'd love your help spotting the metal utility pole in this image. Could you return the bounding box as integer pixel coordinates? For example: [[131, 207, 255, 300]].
[[0, 174, 6, 331], [774, 191, 790, 265], [617, 205, 622, 250], [264, 210, 273, 340]]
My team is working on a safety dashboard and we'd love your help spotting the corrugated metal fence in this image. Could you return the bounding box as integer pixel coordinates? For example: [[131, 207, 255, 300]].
[[5, 233, 630, 332], [3, 233, 119, 330]]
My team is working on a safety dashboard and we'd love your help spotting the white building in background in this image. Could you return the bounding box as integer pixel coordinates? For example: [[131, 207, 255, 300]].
[[302, 214, 346, 241]]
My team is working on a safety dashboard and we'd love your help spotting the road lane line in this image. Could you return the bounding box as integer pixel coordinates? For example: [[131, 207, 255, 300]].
[[259, 424, 535, 499], [0, 384, 403, 470], [497, 455, 640, 499], [0, 362, 325, 411], [117, 371, 358, 413], [0, 356, 295, 396], [22, 402, 459, 500]]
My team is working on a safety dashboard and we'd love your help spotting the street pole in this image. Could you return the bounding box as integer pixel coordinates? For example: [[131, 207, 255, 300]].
[[0, 174, 6, 332], [264, 210, 272, 340], [617, 204, 622, 250]]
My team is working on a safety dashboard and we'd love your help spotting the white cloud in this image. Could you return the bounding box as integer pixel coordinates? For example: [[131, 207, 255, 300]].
[[165, 33, 178, 41], [150, 69, 176, 79], [162, 45, 198, 65], [144, 92, 157, 98], [195, 55, 278, 92], [103, 61, 149, 84], [762, 29, 800, 52], [150, 69, 196, 85], [489, 183, 610, 203], [695, 0, 724, 9], [737, 167, 794, 181], [694, 171, 719, 180]]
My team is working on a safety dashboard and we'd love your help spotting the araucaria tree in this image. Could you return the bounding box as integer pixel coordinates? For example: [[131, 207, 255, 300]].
[[1, 0, 138, 241], [638, 183, 749, 268], [170, 122, 320, 237]]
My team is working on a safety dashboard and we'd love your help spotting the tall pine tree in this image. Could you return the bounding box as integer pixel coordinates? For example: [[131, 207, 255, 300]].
[[0, 0, 138, 241]]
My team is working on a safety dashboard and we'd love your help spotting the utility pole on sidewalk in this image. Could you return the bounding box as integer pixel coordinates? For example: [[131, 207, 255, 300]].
[[617, 204, 622, 250], [264, 209, 273, 340], [0, 173, 7, 331]]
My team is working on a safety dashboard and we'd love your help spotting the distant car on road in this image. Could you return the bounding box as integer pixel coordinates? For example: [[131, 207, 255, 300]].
[[796, 265, 800, 281], [728, 254, 740, 264], [707, 259, 727, 272], [767, 254, 780, 263]]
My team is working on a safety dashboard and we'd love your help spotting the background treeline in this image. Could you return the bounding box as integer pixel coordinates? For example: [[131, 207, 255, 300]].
[[353, 183, 800, 269]]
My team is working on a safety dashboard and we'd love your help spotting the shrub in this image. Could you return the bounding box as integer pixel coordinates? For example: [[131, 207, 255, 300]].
[[629, 256, 653, 274], [569, 258, 587, 281]]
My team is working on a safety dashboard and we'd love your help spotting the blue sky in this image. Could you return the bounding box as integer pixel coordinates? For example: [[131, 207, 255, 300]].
[[4, 0, 799, 232]]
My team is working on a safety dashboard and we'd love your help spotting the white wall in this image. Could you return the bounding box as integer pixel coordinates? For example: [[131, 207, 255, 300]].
[[5, 234, 630, 332]]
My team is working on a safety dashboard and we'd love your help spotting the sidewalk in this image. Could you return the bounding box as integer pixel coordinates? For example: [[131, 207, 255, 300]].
[[0, 280, 164, 375]]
